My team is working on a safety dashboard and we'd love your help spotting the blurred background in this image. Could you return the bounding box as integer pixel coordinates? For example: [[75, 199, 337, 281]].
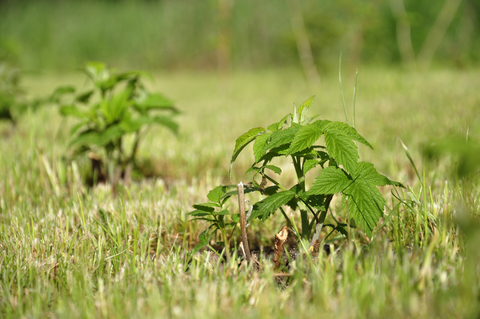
[[1, 0, 479, 73], [1, 0, 479, 183]]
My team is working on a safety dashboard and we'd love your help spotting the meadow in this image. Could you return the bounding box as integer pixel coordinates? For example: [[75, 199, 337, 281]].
[[1, 67, 479, 318]]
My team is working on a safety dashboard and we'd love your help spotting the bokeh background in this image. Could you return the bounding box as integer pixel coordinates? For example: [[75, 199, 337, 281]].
[[1, 0, 479, 72]]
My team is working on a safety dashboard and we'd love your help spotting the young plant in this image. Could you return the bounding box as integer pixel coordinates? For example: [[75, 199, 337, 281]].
[[191, 96, 402, 253], [188, 185, 241, 261], [50, 62, 179, 184]]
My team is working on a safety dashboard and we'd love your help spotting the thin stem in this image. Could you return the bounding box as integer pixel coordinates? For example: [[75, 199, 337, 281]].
[[279, 207, 294, 228], [237, 182, 251, 262], [339, 53, 349, 125]]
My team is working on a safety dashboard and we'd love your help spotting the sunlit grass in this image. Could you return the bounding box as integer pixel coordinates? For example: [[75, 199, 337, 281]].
[[1, 67, 479, 318]]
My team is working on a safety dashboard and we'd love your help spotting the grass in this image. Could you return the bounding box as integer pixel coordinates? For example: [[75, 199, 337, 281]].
[[1, 67, 479, 318]]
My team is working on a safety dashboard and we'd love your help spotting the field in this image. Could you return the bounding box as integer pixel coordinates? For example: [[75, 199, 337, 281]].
[[1, 67, 480, 318]]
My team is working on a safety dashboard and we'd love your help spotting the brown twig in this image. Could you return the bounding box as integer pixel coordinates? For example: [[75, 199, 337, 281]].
[[273, 226, 289, 269], [237, 182, 251, 262]]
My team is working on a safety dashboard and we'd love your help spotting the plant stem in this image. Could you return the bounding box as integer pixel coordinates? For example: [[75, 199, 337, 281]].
[[237, 182, 251, 262]]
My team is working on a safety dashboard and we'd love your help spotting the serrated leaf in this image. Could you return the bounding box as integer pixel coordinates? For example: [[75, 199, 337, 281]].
[[287, 120, 330, 155], [262, 125, 299, 153], [352, 162, 403, 187], [343, 179, 385, 237], [199, 229, 212, 245], [267, 113, 290, 132], [299, 96, 314, 124], [230, 127, 265, 174], [307, 166, 352, 195], [207, 186, 228, 204], [325, 122, 373, 149], [253, 132, 272, 162], [265, 165, 282, 175], [250, 190, 295, 221], [303, 159, 320, 175], [324, 129, 359, 173]]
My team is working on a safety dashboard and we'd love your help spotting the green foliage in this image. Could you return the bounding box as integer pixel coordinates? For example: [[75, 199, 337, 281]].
[[192, 96, 402, 253], [187, 185, 241, 260], [0, 63, 35, 123], [1, 0, 479, 71], [50, 62, 179, 182]]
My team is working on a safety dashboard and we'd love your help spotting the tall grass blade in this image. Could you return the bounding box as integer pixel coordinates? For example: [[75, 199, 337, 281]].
[[399, 138, 422, 181], [353, 69, 358, 129], [338, 53, 349, 125]]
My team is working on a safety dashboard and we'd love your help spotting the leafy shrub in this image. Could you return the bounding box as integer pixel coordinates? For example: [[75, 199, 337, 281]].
[[190, 97, 402, 254], [51, 62, 179, 184]]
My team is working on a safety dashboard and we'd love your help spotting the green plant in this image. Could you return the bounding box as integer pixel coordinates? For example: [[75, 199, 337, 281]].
[[191, 96, 402, 252], [0, 63, 29, 123], [188, 185, 242, 261], [51, 62, 179, 184]]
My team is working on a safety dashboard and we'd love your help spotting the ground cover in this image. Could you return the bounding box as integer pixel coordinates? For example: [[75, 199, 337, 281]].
[[0, 67, 479, 318]]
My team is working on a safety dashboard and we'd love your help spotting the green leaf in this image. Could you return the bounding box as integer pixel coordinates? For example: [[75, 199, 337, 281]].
[[207, 186, 228, 204], [60, 105, 86, 119], [69, 122, 86, 137], [268, 114, 291, 132], [52, 85, 76, 97], [262, 125, 299, 153], [50, 86, 76, 103], [325, 122, 373, 149], [287, 120, 330, 155], [343, 179, 385, 237], [84, 61, 107, 83], [230, 127, 265, 175], [76, 90, 94, 104], [150, 116, 179, 134], [188, 229, 213, 257], [70, 125, 124, 147], [352, 162, 403, 187], [307, 166, 352, 195], [231, 214, 240, 223], [136, 93, 175, 110], [253, 132, 272, 163], [101, 90, 130, 124], [216, 210, 230, 216], [298, 96, 314, 124], [186, 210, 212, 217], [324, 129, 359, 173], [193, 203, 218, 211], [250, 190, 295, 221], [303, 159, 320, 175], [265, 165, 282, 175]]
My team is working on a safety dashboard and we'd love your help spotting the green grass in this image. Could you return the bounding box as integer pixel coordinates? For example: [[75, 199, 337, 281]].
[[1, 67, 479, 318]]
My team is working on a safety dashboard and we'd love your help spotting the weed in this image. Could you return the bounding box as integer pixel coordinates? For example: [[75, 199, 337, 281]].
[[50, 62, 179, 186], [191, 96, 402, 256]]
